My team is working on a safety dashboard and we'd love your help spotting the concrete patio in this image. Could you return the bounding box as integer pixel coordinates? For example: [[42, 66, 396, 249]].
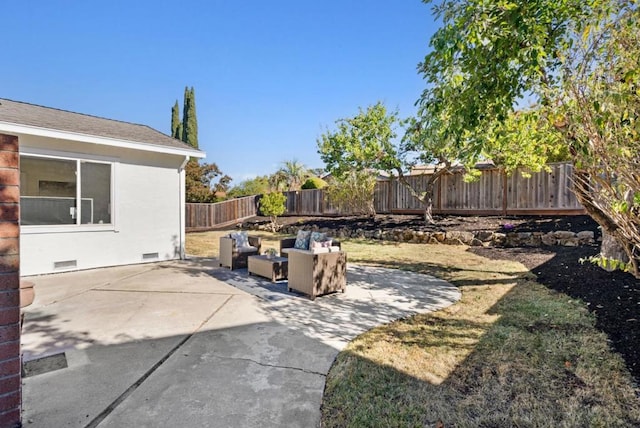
[[21, 258, 460, 427]]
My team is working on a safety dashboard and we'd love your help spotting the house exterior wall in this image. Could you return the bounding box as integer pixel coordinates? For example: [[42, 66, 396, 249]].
[[17, 134, 188, 276]]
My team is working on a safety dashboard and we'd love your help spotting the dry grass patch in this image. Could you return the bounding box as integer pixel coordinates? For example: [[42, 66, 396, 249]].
[[185, 229, 282, 258]]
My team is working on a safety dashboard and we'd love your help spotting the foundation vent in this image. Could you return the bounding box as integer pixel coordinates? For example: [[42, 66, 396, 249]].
[[142, 252, 159, 260], [54, 260, 77, 269]]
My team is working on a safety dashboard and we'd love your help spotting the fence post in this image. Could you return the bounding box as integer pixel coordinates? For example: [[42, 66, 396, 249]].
[[437, 175, 442, 212], [502, 169, 508, 216]]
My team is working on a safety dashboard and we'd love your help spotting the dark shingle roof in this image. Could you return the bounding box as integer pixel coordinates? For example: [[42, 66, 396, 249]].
[[0, 98, 202, 154]]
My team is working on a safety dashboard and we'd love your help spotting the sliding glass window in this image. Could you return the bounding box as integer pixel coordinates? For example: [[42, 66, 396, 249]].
[[20, 155, 112, 226]]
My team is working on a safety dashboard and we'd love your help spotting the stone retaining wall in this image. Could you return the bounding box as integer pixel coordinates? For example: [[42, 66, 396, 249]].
[[243, 222, 597, 248]]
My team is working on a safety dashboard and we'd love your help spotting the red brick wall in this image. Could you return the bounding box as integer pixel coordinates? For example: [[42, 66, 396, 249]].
[[0, 134, 21, 427]]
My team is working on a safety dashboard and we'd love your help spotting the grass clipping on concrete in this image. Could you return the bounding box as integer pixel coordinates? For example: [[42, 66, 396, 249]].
[[186, 231, 640, 426]]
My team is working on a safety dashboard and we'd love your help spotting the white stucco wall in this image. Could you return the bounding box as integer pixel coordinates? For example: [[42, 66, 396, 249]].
[[17, 134, 189, 276]]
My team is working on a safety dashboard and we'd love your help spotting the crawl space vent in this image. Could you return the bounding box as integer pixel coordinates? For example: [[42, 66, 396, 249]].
[[142, 252, 159, 260], [54, 260, 77, 269]]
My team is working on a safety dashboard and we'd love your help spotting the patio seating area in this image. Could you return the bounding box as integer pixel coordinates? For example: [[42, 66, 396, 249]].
[[219, 230, 347, 300]]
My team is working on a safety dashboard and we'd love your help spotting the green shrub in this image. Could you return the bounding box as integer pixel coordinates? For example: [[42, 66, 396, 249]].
[[326, 171, 376, 216], [301, 176, 327, 189], [259, 192, 287, 232]]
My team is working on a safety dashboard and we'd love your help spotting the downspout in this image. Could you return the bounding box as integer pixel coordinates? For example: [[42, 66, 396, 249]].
[[178, 156, 189, 260]]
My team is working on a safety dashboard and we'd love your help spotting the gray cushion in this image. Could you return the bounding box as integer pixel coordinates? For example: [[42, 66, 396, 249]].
[[230, 231, 250, 248], [294, 230, 311, 250]]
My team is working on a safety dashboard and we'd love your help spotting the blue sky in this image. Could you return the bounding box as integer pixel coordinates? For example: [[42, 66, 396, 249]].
[[3, 1, 438, 184]]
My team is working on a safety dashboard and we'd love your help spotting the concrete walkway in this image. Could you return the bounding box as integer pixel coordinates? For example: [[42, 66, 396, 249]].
[[21, 258, 460, 427]]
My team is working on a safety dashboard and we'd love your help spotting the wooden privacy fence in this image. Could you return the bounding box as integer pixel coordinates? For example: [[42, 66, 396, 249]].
[[284, 162, 585, 217], [283, 189, 340, 216], [186, 195, 258, 231], [185, 162, 585, 230]]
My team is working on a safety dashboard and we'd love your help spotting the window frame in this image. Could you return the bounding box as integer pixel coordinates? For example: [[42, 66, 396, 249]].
[[20, 150, 117, 234]]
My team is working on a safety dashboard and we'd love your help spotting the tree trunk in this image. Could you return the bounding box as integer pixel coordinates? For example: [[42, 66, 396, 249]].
[[396, 167, 442, 225], [423, 181, 435, 224], [572, 170, 640, 278]]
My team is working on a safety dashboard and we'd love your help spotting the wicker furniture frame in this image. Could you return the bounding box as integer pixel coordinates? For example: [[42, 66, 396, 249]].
[[287, 249, 347, 300], [219, 235, 262, 270], [248, 255, 288, 282]]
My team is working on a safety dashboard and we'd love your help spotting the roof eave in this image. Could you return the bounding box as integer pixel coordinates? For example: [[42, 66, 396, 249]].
[[0, 121, 206, 158]]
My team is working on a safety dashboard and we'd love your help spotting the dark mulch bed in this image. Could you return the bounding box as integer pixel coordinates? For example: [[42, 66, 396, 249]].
[[268, 214, 639, 384], [273, 214, 600, 235]]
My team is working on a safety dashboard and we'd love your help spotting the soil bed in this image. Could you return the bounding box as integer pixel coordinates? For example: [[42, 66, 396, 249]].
[[262, 213, 600, 235], [250, 214, 639, 384]]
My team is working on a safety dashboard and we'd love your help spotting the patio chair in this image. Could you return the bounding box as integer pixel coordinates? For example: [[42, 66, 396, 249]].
[[219, 232, 262, 270]]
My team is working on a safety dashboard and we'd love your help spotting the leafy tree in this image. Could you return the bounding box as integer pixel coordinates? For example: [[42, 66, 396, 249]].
[[259, 192, 287, 232], [326, 171, 377, 216], [185, 161, 231, 203], [301, 176, 327, 190], [181, 86, 198, 149], [318, 102, 463, 222], [268, 169, 289, 192], [278, 159, 309, 191], [228, 176, 270, 198], [481, 109, 569, 175], [554, 4, 640, 276], [417, 0, 639, 276], [317, 102, 399, 215]]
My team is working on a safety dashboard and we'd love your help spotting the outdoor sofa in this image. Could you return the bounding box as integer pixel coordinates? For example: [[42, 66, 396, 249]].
[[219, 232, 262, 270], [279, 236, 341, 258], [287, 248, 347, 300]]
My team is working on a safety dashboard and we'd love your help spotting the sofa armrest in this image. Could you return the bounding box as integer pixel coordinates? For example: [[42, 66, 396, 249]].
[[219, 236, 235, 268], [220, 236, 236, 251], [248, 235, 262, 252], [279, 237, 297, 257]]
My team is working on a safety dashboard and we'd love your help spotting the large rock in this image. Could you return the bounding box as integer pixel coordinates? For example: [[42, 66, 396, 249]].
[[475, 231, 494, 242], [433, 232, 446, 243], [541, 233, 557, 246], [445, 231, 474, 245], [600, 231, 630, 271], [553, 230, 576, 239], [576, 230, 595, 244]]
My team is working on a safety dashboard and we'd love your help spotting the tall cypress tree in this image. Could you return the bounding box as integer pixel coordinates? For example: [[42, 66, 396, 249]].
[[170, 86, 228, 202], [181, 86, 199, 148], [171, 100, 181, 139], [189, 87, 198, 148]]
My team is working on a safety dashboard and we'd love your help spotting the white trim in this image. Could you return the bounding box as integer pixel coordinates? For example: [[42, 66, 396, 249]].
[[20, 152, 116, 231], [0, 121, 205, 158], [21, 224, 116, 234], [21, 146, 119, 163], [178, 156, 189, 259]]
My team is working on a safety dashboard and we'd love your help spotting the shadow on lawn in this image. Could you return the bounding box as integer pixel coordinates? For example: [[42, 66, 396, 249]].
[[471, 245, 640, 384], [322, 264, 640, 427]]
